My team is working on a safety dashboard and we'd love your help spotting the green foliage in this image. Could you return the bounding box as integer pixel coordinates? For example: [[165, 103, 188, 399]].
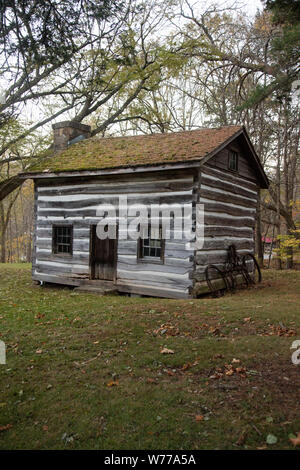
[[264, 0, 300, 26], [0, 0, 124, 65], [274, 229, 300, 261]]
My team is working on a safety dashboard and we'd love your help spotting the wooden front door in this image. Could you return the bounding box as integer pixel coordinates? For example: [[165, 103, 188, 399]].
[[90, 225, 117, 281]]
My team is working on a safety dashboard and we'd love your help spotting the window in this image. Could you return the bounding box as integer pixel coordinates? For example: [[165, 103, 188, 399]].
[[53, 225, 73, 255], [139, 223, 164, 261], [228, 150, 238, 171]]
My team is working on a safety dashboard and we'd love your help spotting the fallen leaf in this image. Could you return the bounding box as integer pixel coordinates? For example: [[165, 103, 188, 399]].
[[195, 415, 204, 422], [213, 354, 224, 359], [146, 378, 156, 384], [236, 430, 247, 446], [107, 380, 119, 387], [181, 363, 191, 371], [160, 348, 174, 354], [43, 425, 49, 432], [289, 432, 300, 446], [0, 424, 12, 432]]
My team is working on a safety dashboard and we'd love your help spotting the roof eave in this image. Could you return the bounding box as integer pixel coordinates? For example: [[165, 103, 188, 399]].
[[19, 159, 204, 180], [241, 126, 269, 189], [199, 126, 269, 189]]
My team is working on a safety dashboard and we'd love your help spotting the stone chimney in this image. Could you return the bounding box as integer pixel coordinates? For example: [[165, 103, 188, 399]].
[[52, 121, 91, 151]]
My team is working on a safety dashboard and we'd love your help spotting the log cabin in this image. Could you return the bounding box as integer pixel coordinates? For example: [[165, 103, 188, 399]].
[[20, 122, 269, 299]]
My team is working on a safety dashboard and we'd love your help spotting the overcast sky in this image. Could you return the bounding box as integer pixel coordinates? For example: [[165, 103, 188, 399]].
[[242, 0, 263, 16], [213, 0, 263, 16]]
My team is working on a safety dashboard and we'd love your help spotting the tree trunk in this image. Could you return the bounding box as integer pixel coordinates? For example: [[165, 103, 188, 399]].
[[282, 99, 293, 269], [275, 108, 282, 270], [285, 228, 294, 269], [0, 228, 6, 263]]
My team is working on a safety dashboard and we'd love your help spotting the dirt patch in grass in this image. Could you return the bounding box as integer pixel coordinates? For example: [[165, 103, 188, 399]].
[[207, 358, 300, 413]]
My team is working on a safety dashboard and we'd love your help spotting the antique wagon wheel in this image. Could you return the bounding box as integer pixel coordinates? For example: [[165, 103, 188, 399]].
[[205, 264, 229, 297], [226, 265, 249, 291], [225, 244, 248, 291], [242, 253, 262, 284], [222, 263, 237, 291]]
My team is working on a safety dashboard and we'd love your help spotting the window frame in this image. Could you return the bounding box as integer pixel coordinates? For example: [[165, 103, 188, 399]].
[[137, 223, 165, 264], [52, 224, 73, 257], [228, 150, 238, 172]]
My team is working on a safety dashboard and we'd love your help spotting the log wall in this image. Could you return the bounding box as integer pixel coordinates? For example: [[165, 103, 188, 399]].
[[33, 171, 195, 298], [32, 140, 262, 299], [193, 163, 258, 285]]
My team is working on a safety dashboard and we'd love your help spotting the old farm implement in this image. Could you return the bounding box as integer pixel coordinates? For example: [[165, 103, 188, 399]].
[[205, 244, 262, 297]]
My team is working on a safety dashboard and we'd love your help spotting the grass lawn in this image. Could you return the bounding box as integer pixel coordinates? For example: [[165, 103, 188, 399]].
[[0, 263, 299, 450]]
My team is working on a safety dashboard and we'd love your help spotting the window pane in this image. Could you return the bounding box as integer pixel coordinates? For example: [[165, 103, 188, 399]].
[[229, 151, 238, 171], [143, 247, 150, 257], [53, 226, 72, 255], [141, 222, 163, 259]]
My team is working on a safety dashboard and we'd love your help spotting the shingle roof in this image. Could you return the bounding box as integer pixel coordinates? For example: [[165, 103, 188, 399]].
[[28, 125, 243, 173]]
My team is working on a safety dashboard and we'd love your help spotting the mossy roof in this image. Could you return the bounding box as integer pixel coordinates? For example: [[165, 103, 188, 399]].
[[26, 125, 243, 174]]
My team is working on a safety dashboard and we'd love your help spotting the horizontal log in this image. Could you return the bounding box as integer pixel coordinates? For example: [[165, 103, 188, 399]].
[[198, 238, 254, 251], [200, 199, 255, 217], [203, 227, 254, 238], [192, 274, 245, 296], [36, 218, 100, 228], [117, 261, 190, 276], [116, 282, 191, 299], [36, 238, 89, 252], [38, 180, 194, 197], [32, 272, 84, 286], [202, 164, 258, 192], [200, 188, 256, 209], [36, 252, 90, 264], [204, 214, 255, 228], [36, 262, 89, 276], [195, 252, 227, 267], [117, 254, 193, 267], [38, 190, 192, 203], [37, 227, 90, 239], [201, 174, 257, 200], [195, 248, 252, 266], [37, 172, 194, 189], [117, 269, 191, 288]]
